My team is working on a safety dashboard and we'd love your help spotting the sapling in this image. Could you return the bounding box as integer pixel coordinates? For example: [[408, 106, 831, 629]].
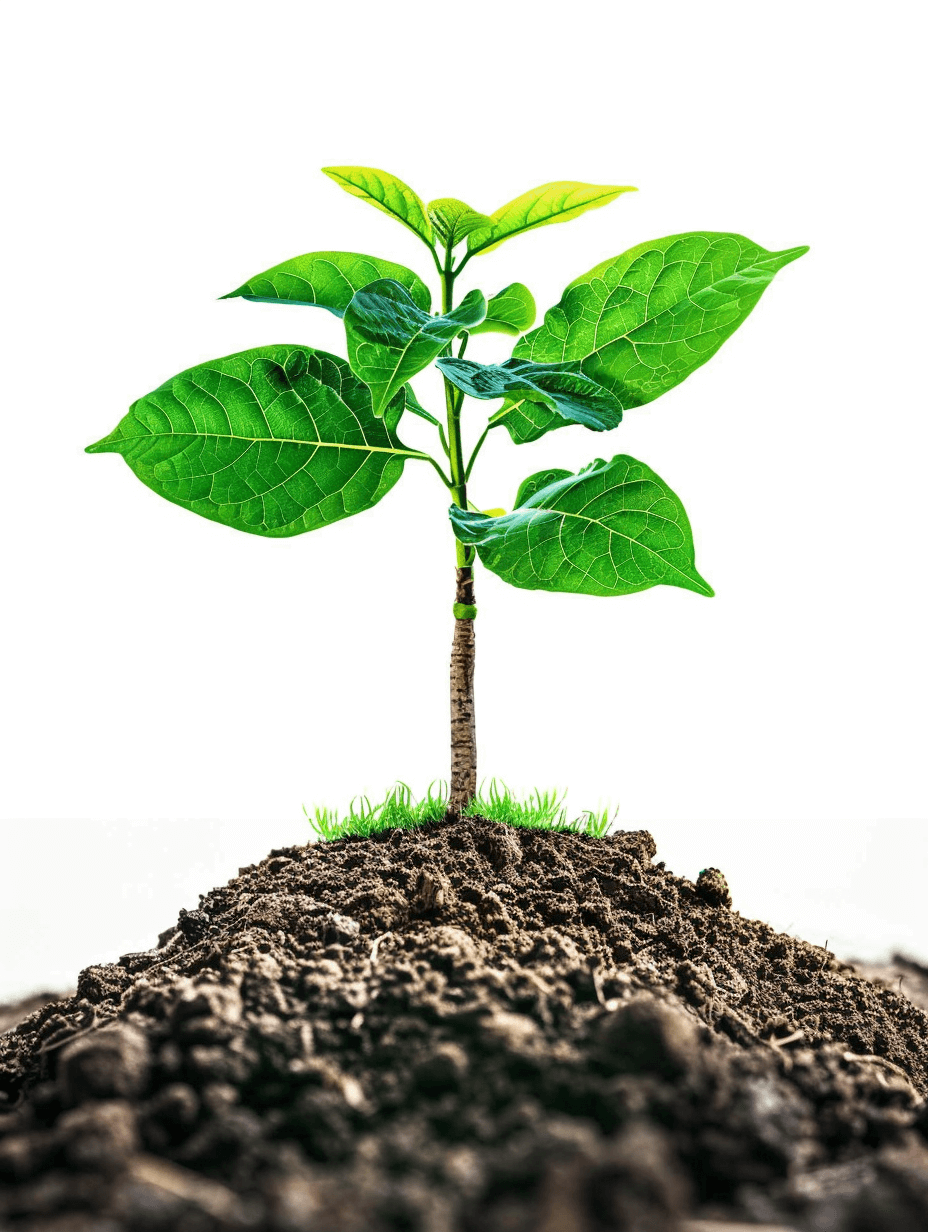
[[87, 167, 807, 817]]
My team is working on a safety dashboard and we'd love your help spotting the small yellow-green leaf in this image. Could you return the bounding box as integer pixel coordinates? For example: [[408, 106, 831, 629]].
[[322, 166, 433, 248], [470, 283, 536, 337], [466, 181, 636, 258], [427, 198, 492, 248]]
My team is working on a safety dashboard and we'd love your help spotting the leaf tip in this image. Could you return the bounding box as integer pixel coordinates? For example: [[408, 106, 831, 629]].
[[85, 436, 112, 454], [778, 243, 810, 267]]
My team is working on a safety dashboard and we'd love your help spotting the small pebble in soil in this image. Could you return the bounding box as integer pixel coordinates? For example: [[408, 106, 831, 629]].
[[696, 866, 733, 908]]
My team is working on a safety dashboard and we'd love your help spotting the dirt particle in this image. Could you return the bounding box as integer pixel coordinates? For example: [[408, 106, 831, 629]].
[[177, 907, 211, 942], [411, 1042, 469, 1094], [410, 868, 447, 913], [58, 1023, 150, 1105], [594, 993, 699, 1080], [57, 1100, 139, 1172], [696, 866, 733, 909], [322, 911, 361, 945]]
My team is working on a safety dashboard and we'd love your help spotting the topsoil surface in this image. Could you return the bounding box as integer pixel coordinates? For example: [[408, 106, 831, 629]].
[[2, 818, 928, 1232]]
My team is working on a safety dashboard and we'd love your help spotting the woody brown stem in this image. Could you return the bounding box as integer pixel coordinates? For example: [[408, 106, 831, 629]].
[[449, 565, 476, 816]]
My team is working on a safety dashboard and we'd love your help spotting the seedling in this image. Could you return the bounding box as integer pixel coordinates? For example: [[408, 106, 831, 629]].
[[87, 167, 807, 816]]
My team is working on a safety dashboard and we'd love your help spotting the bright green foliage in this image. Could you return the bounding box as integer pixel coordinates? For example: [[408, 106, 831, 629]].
[[449, 455, 713, 598], [466, 181, 637, 258], [88, 167, 806, 805], [306, 780, 616, 841], [516, 233, 809, 416], [323, 166, 433, 248], [427, 198, 492, 248], [437, 357, 622, 440], [86, 346, 423, 537], [470, 283, 536, 336], [221, 251, 431, 315], [345, 279, 486, 416]]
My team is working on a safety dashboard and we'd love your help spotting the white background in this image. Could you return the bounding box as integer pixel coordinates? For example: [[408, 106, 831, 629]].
[[2, 1, 925, 1000]]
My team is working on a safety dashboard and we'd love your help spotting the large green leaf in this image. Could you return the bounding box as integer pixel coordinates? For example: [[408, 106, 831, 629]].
[[323, 166, 433, 248], [465, 181, 636, 258], [345, 279, 486, 417], [220, 251, 431, 315], [469, 283, 536, 336], [449, 454, 712, 598], [86, 346, 424, 538], [427, 197, 492, 248], [436, 357, 622, 442], [516, 233, 808, 407]]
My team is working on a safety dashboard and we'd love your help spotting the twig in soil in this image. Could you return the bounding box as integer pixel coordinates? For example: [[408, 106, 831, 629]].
[[681, 1221, 803, 1231], [768, 1029, 805, 1049], [128, 1155, 241, 1221], [841, 1051, 912, 1083], [591, 965, 620, 1012], [369, 931, 394, 965]]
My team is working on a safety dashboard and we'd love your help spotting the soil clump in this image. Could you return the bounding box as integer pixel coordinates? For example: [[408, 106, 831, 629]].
[[2, 818, 927, 1231]]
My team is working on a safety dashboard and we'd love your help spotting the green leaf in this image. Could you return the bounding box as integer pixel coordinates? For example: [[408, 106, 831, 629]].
[[345, 279, 487, 417], [427, 198, 492, 248], [322, 166, 433, 248], [449, 454, 712, 598], [436, 357, 622, 443], [469, 283, 536, 336], [516, 232, 809, 407], [86, 346, 424, 538], [466, 181, 636, 258], [513, 468, 571, 508], [220, 251, 431, 316]]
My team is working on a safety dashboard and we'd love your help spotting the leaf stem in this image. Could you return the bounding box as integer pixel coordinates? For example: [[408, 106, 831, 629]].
[[428, 244, 445, 281], [437, 421, 451, 459], [464, 423, 491, 482], [416, 450, 454, 489]]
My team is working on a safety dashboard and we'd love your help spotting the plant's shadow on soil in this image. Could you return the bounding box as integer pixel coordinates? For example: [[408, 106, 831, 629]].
[[2, 819, 927, 1231]]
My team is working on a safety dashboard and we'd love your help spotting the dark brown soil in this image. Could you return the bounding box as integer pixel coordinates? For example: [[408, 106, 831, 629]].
[[2, 818, 927, 1231]]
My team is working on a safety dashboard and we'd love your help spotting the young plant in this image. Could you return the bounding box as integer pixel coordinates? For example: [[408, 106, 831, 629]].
[[87, 167, 807, 817]]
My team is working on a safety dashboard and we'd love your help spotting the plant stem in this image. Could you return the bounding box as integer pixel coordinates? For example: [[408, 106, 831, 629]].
[[441, 250, 478, 816]]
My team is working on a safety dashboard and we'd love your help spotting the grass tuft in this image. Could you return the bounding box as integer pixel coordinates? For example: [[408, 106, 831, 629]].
[[304, 779, 617, 842]]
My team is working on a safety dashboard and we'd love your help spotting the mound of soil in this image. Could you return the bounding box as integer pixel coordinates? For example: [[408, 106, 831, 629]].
[[2, 819, 928, 1232]]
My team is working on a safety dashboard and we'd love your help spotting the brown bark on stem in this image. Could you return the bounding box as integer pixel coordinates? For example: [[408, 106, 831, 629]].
[[449, 565, 476, 817]]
